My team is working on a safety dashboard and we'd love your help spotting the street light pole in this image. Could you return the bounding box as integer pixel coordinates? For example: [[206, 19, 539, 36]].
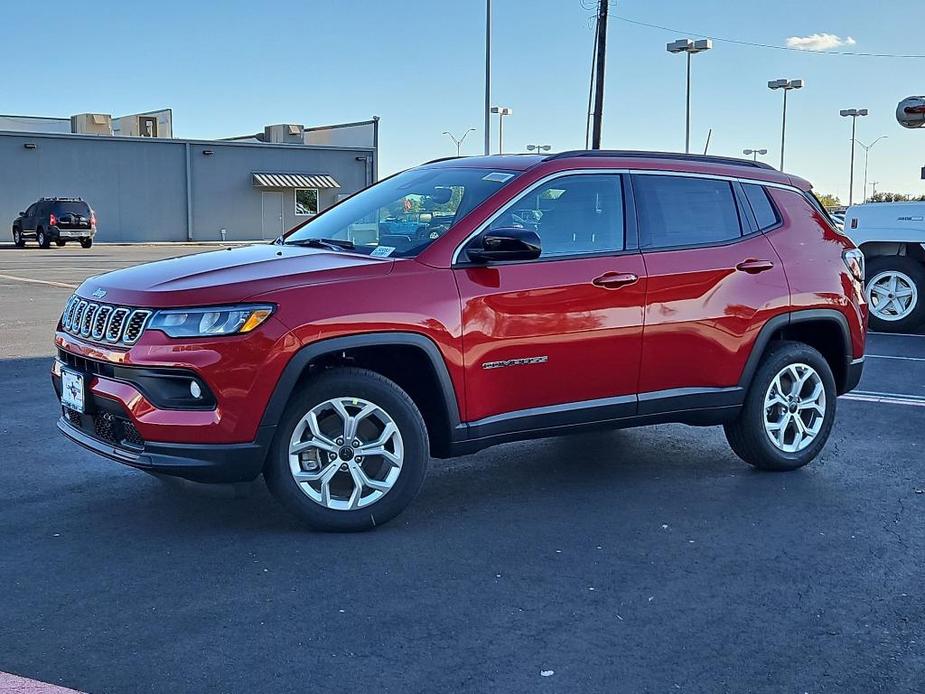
[[839, 108, 869, 206], [668, 38, 712, 154], [484, 0, 491, 156], [490, 107, 512, 154], [768, 79, 804, 170], [855, 136, 887, 203], [743, 148, 768, 162], [442, 128, 476, 156], [526, 144, 552, 154]]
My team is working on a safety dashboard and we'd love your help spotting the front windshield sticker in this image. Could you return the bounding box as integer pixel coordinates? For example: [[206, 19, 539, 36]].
[[370, 245, 396, 258], [482, 172, 515, 183]]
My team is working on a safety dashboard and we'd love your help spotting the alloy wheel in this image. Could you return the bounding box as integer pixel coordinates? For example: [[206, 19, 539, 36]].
[[867, 270, 917, 322], [287, 397, 403, 511], [763, 363, 826, 453]]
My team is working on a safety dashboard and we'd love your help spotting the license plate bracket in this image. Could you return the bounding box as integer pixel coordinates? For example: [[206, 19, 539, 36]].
[[61, 368, 86, 413]]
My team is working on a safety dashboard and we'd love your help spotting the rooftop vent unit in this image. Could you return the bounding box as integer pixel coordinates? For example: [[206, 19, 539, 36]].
[[70, 113, 113, 136], [264, 123, 305, 144]]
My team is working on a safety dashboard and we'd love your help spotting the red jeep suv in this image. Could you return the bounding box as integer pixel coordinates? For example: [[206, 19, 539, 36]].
[[53, 151, 867, 531]]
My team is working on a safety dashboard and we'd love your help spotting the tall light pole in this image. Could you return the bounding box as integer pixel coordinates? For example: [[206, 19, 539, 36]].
[[768, 79, 804, 170], [840, 108, 869, 206], [854, 135, 887, 203], [667, 38, 712, 154], [484, 0, 492, 155], [490, 106, 512, 154], [743, 148, 768, 162], [526, 144, 552, 154], [442, 128, 476, 156]]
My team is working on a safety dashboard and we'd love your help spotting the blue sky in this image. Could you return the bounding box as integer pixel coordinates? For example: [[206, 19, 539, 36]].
[[3, 0, 924, 202]]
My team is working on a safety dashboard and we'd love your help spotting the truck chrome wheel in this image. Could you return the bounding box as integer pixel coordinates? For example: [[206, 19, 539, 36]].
[[866, 270, 917, 322], [287, 397, 404, 511], [763, 363, 826, 453]]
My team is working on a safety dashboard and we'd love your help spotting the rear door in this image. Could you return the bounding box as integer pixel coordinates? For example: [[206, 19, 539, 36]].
[[22, 203, 38, 231], [455, 172, 646, 424], [632, 173, 789, 408]]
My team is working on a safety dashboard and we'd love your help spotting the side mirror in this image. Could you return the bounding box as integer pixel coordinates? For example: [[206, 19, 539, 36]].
[[18, 212, 25, 216], [466, 228, 542, 263]]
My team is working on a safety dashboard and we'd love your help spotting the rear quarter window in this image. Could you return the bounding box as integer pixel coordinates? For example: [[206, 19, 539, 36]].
[[742, 183, 779, 230]]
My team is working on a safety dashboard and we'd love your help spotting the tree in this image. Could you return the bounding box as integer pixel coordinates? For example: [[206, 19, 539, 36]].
[[867, 192, 925, 203], [816, 193, 841, 209]]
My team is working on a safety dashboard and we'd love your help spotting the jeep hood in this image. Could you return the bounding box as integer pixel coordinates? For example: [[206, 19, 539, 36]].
[[75, 244, 394, 307]]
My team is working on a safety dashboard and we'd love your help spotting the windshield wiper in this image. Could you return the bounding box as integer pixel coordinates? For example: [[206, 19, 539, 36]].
[[287, 237, 356, 251]]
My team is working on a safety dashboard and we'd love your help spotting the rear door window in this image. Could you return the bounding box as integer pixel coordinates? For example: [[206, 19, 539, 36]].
[[742, 183, 779, 230], [52, 202, 91, 216], [633, 175, 742, 249]]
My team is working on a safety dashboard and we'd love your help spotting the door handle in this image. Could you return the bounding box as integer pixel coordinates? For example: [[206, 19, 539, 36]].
[[735, 259, 775, 274], [592, 272, 639, 289]]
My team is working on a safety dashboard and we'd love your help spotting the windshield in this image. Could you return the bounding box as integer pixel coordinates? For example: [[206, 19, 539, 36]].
[[284, 167, 519, 257]]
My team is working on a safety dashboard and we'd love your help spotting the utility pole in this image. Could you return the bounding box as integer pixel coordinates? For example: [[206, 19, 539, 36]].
[[590, 0, 608, 149], [484, 0, 492, 155]]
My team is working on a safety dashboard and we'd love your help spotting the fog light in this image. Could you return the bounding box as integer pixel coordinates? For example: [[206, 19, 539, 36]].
[[189, 380, 202, 399]]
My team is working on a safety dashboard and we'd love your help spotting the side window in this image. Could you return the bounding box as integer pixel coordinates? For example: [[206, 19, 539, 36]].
[[634, 175, 742, 249], [486, 174, 624, 258], [742, 183, 779, 230]]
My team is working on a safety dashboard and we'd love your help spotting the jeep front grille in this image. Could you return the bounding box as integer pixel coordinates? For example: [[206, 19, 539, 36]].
[[60, 295, 152, 346]]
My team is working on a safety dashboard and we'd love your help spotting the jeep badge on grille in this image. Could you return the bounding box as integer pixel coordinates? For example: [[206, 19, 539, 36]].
[[91, 288, 107, 299]]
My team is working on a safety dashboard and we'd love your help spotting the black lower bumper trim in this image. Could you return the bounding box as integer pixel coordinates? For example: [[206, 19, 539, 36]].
[[57, 418, 275, 483]]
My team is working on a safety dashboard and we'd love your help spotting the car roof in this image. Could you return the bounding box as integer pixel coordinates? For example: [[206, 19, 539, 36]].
[[422, 151, 808, 190]]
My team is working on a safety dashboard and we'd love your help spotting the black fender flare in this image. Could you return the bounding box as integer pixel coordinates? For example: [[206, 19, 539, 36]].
[[738, 308, 854, 391], [259, 332, 462, 431]]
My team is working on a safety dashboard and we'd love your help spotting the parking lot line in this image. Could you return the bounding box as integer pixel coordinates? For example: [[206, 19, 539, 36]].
[[842, 391, 925, 407], [869, 331, 925, 338], [0, 273, 78, 289], [867, 354, 925, 362], [0, 671, 83, 693]]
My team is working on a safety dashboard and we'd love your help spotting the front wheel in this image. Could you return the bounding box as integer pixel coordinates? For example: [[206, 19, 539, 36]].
[[80, 238, 93, 249], [725, 341, 836, 471], [37, 228, 50, 249], [265, 367, 429, 531], [12, 227, 24, 247], [864, 257, 925, 333]]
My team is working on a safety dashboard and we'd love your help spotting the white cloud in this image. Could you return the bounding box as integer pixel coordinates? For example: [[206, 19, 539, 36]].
[[786, 33, 856, 51]]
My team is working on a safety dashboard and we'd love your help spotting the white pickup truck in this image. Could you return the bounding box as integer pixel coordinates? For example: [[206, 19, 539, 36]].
[[843, 202, 925, 332]]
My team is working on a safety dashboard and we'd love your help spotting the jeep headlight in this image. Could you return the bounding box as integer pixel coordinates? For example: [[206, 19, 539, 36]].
[[148, 305, 274, 338]]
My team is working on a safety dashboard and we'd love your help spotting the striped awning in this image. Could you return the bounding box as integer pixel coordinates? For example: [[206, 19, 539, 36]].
[[252, 172, 340, 189]]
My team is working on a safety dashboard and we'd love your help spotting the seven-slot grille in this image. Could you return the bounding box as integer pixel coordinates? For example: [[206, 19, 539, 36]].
[[60, 295, 152, 346]]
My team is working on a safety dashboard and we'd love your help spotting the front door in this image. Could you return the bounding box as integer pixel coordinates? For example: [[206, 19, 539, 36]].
[[455, 173, 646, 424], [632, 173, 790, 402], [261, 191, 284, 240]]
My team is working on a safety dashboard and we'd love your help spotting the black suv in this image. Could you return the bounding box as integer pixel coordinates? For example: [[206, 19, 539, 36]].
[[12, 198, 96, 249]]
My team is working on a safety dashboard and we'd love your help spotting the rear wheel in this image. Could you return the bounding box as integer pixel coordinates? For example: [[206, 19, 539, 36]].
[[36, 228, 50, 249], [725, 341, 836, 471], [265, 367, 429, 531], [12, 227, 24, 247], [864, 256, 925, 332], [80, 238, 93, 249]]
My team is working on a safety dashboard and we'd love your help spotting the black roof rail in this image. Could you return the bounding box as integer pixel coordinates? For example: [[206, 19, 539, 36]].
[[544, 149, 776, 170], [422, 156, 463, 165], [40, 196, 84, 202]]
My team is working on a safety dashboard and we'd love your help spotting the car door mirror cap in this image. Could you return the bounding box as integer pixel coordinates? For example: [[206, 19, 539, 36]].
[[466, 228, 542, 263]]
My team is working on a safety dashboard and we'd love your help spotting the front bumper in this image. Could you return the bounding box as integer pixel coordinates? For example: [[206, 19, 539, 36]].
[[57, 415, 273, 483]]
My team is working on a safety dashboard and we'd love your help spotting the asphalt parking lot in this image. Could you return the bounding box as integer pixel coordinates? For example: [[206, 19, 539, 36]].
[[1, 244, 923, 693]]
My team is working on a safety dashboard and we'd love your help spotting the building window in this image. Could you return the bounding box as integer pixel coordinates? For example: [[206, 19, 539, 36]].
[[295, 188, 319, 216]]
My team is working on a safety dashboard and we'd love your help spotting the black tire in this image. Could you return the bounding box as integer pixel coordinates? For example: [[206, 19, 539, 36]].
[[864, 256, 925, 333], [265, 367, 429, 531], [37, 228, 50, 249], [12, 227, 25, 248], [724, 341, 837, 471], [56, 240, 66, 247], [80, 238, 93, 249]]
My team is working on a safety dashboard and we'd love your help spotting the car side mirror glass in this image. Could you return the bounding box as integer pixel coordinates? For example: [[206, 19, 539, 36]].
[[18, 212, 25, 216], [466, 228, 542, 263]]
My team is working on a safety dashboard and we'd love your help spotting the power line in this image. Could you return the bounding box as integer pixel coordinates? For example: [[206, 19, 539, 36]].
[[615, 16, 925, 59]]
